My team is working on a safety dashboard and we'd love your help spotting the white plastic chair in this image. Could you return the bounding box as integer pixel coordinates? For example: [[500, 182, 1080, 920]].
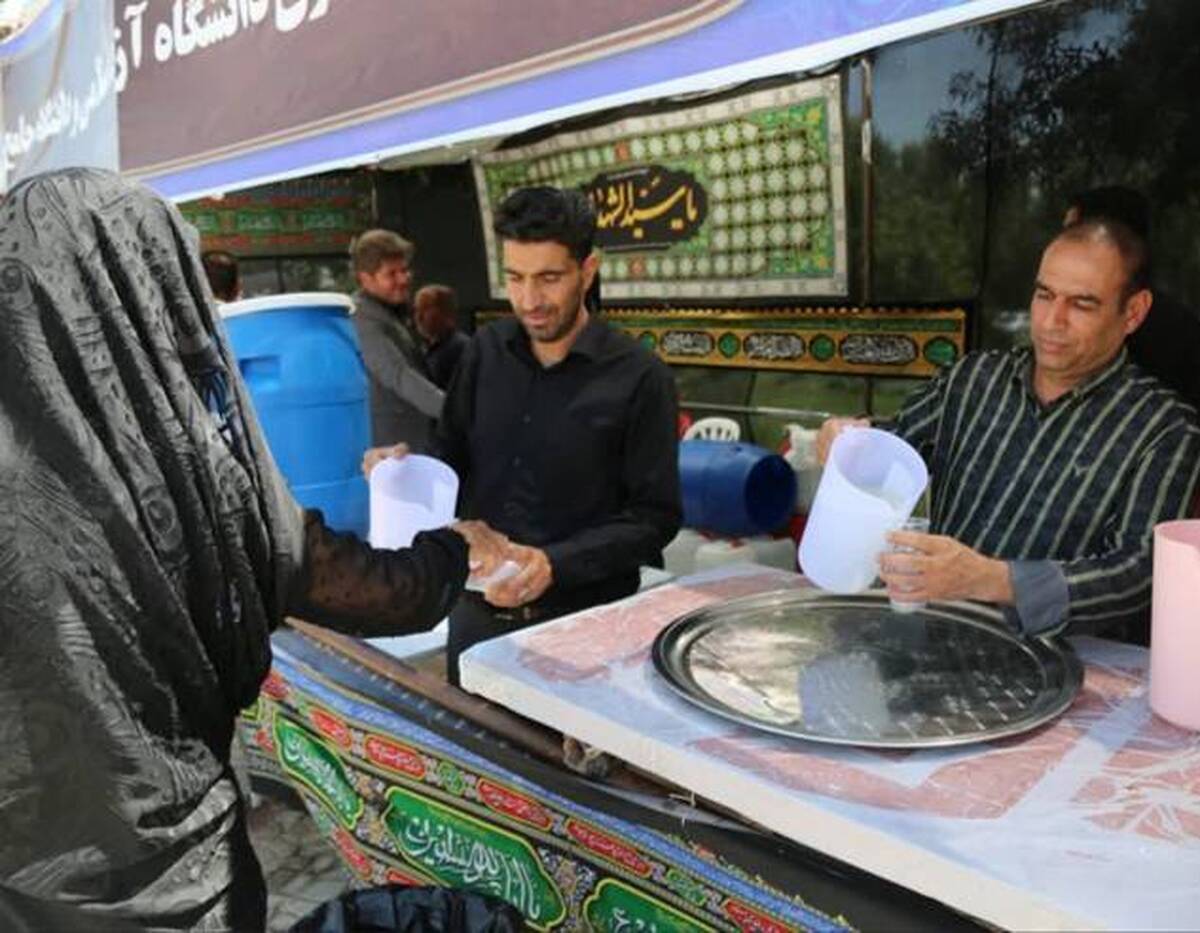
[[683, 416, 741, 442]]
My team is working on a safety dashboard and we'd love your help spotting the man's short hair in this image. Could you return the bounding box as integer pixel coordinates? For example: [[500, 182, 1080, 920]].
[[415, 283, 457, 316], [1067, 186, 1151, 240], [201, 249, 239, 302], [351, 229, 414, 276], [493, 186, 596, 263], [1057, 218, 1151, 300]]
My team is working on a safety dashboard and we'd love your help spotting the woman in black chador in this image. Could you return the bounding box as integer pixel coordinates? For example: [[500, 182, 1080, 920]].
[[0, 169, 499, 931]]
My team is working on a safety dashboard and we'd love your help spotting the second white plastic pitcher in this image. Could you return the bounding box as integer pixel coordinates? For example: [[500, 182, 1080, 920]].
[[798, 427, 928, 593], [368, 455, 459, 549]]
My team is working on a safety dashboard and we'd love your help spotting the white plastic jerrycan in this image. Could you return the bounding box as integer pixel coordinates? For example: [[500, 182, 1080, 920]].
[[368, 454, 459, 549], [798, 427, 928, 593]]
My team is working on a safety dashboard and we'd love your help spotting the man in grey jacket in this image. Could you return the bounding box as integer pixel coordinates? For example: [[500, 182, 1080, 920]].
[[350, 229, 444, 452]]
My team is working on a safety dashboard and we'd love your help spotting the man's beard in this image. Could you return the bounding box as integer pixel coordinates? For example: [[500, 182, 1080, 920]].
[[527, 282, 584, 343]]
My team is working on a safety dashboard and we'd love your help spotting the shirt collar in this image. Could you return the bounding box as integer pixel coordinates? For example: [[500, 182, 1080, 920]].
[[505, 312, 606, 364], [1017, 345, 1131, 404], [356, 290, 410, 320]]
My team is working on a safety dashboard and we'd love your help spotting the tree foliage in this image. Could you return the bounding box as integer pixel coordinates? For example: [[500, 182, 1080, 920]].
[[929, 0, 1200, 306]]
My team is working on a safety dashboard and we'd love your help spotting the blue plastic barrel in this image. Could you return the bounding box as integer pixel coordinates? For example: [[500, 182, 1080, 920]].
[[220, 293, 369, 538], [679, 440, 798, 536]]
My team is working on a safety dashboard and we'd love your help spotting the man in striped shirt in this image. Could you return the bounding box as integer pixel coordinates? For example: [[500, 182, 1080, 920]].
[[819, 219, 1200, 638]]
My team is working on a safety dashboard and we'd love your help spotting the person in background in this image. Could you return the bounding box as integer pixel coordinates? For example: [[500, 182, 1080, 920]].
[[1064, 185, 1200, 414], [366, 186, 682, 686], [413, 283, 470, 389], [818, 218, 1200, 642], [350, 230, 444, 452], [201, 248, 242, 303], [0, 169, 507, 932]]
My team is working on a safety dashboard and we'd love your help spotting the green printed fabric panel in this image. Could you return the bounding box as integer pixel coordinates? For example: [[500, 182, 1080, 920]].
[[585, 879, 714, 932], [475, 76, 847, 300], [383, 786, 567, 930], [274, 716, 364, 829]]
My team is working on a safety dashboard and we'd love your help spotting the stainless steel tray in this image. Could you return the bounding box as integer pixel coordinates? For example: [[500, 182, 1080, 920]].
[[652, 590, 1083, 748]]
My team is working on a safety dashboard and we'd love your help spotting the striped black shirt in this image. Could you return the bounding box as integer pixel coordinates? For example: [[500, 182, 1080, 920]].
[[887, 348, 1200, 634]]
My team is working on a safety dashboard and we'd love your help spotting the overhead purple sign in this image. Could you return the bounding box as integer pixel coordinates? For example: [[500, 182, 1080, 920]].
[[117, 0, 1047, 199]]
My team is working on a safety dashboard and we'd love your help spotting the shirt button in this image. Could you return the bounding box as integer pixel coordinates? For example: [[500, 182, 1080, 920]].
[[522, 414, 531, 424], [512, 456, 521, 467]]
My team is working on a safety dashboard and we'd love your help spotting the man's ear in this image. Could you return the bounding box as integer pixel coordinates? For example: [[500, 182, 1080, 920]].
[[1123, 288, 1153, 336], [581, 252, 599, 292]]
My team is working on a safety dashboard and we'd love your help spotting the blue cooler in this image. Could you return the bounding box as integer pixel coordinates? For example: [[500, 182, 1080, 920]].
[[679, 440, 797, 537], [220, 293, 369, 537]]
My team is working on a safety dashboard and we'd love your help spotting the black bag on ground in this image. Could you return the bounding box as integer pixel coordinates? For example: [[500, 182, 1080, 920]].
[[290, 884, 525, 932]]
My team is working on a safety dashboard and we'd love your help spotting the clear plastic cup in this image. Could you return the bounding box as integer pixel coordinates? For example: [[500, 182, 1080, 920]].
[[887, 516, 930, 614]]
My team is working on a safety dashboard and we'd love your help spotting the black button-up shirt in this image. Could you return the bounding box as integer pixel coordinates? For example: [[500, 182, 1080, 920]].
[[434, 315, 681, 613]]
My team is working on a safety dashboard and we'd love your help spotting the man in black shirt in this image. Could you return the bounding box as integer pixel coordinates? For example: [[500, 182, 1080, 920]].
[[201, 249, 241, 303], [437, 186, 681, 685], [414, 283, 470, 389]]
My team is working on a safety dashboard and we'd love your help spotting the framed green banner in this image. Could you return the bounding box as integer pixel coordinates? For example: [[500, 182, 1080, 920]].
[[179, 174, 372, 257], [475, 76, 847, 300], [478, 304, 968, 377]]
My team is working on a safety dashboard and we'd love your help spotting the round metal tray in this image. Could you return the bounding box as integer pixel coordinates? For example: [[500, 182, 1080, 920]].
[[652, 590, 1083, 748]]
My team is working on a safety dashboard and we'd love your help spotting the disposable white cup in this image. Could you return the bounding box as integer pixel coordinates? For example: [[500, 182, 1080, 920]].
[[368, 455, 458, 549], [887, 516, 931, 614], [465, 560, 521, 593], [798, 427, 928, 593]]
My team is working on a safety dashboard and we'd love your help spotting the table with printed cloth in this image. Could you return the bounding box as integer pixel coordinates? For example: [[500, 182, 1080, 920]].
[[460, 565, 1200, 932]]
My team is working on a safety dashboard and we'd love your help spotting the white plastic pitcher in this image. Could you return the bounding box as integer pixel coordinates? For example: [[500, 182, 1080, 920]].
[[368, 455, 458, 549], [798, 428, 928, 593]]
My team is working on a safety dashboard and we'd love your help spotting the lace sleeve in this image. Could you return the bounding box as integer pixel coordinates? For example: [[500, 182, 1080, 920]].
[[286, 510, 468, 637]]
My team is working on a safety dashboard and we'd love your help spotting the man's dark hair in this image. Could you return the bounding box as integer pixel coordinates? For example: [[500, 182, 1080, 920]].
[[1064, 186, 1154, 298], [415, 283, 457, 316], [1067, 186, 1151, 240], [493, 186, 596, 263], [1058, 217, 1152, 300], [351, 229, 414, 276], [201, 249, 240, 302]]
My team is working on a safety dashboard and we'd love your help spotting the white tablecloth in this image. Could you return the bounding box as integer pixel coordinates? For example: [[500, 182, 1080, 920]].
[[461, 565, 1200, 931]]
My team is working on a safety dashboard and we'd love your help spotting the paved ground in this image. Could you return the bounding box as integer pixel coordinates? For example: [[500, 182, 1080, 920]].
[[247, 789, 353, 931]]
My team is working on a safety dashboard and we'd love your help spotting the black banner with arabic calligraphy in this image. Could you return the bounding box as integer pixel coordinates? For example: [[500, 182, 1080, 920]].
[[475, 76, 847, 300], [585, 166, 708, 251]]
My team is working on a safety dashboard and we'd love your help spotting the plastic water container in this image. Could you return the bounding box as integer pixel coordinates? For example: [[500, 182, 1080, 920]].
[[221, 293, 369, 537], [1150, 520, 1200, 730], [693, 538, 757, 571], [368, 455, 458, 549], [798, 427, 928, 593], [679, 440, 798, 537], [662, 528, 709, 576]]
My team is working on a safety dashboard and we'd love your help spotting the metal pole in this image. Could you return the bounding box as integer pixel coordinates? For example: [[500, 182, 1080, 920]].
[[860, 53, 875, 304], [859, 54, 877, 416]]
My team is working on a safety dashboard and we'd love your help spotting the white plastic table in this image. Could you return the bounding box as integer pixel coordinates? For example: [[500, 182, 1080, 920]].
[[460, 565, 1200, 932]]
